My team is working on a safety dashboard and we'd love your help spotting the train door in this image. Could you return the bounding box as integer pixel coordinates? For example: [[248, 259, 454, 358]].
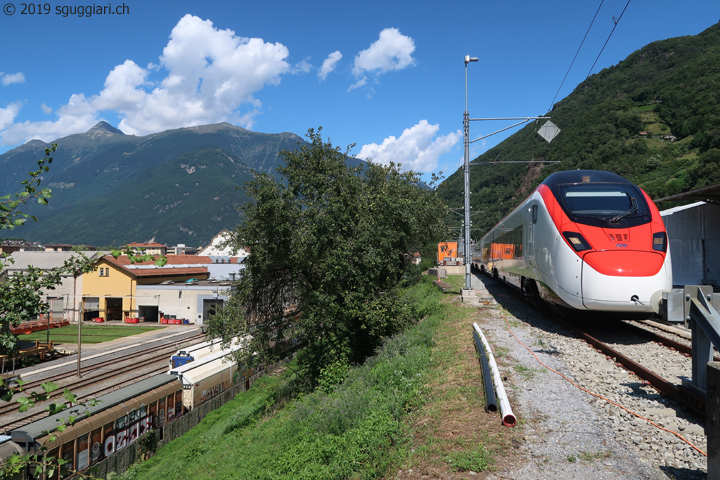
[[527, 203, 538, 268]]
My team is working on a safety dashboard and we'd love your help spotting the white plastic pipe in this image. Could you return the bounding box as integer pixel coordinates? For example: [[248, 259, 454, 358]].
[[473, 322, 517, 427]]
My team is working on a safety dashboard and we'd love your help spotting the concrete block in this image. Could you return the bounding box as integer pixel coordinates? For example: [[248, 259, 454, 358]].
[[461, 288, 479, 305]]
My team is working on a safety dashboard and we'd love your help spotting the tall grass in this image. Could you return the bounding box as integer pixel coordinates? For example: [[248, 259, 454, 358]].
[[117, 278, 443, 480]]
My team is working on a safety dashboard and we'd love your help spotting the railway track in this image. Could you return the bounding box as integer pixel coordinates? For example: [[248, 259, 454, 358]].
[[0, 330, 205, 431], [555, 317, 708, 417], [473, 272, 707, 475], [477, 268, 709, 418]]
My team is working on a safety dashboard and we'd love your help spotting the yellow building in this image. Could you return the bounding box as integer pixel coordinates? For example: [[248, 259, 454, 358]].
[[81, 255, 210, 321]]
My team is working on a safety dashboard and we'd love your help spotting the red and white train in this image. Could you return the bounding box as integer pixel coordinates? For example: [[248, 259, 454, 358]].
[[472, 170, 672, 317]]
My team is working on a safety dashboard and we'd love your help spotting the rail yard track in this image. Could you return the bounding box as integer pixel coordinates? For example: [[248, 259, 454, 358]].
[[0, 327, 205, 432]]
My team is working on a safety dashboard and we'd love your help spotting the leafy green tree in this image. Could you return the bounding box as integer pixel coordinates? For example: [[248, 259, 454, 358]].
[[207, 128, 449, 387], [0, 145, 55, 230], [0, 145, 95, 355], [0, 146, 163, 479]]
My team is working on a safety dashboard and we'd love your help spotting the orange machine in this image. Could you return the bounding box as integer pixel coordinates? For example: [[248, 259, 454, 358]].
[[437, 242, 458, 265]]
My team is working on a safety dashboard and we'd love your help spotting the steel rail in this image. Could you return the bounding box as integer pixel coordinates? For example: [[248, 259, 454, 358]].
[[620, 321, 720, 361], [554, 317, 706, 417]]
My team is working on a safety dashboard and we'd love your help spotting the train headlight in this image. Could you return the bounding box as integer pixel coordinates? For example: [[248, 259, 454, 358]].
[[652, 232, 667, 252], [562, 232, 592, 252]]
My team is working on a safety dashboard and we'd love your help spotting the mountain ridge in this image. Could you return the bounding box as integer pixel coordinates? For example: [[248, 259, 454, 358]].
[[0, 122, 307, 246]]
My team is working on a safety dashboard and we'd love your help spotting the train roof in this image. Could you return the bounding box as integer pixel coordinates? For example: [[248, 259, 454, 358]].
[[174, 338, 223, 357], [541, 170, 634, 188], [176, 356, 238, 386], [11, 374, 177, 443], [169, 342, 244, 376]]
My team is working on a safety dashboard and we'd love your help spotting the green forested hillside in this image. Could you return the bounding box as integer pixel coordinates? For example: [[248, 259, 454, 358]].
[[436, 22, 720, 238], [25, 148, 255, 246], [0, 123, 304, 246]]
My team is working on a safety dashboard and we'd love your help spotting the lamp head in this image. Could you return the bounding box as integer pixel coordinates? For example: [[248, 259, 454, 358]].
[[464, 55, 479, 65]]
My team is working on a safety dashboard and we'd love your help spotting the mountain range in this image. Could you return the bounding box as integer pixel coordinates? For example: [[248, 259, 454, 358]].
[[0, 123, 305, 247]]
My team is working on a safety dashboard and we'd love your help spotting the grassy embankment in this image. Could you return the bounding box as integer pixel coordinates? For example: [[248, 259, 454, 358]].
[[113, 276, 516, 480]]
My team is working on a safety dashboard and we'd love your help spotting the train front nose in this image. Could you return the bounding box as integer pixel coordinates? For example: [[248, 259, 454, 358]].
[[581, 250, 670, 311]]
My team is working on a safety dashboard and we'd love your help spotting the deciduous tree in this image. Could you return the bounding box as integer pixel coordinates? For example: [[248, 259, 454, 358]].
[[207, 128, 449, 387]]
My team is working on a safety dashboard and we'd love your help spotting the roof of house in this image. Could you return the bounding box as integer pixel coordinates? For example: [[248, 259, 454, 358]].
[[105, 254, 213, 266], [1, 251, 109, 274], [100, 255, 210, 278], [127, 242, 167, 248], [131, 267, 209, 278]]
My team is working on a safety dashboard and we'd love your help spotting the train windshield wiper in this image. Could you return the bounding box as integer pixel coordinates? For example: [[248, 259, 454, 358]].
[[610, 196, 638, 223]]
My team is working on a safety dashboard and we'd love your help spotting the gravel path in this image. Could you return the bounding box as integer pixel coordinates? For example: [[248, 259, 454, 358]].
[[470, 273, 706, 480]]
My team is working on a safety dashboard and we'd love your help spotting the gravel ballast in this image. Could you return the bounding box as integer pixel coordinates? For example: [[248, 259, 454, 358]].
[[470, 274, 707, 480]]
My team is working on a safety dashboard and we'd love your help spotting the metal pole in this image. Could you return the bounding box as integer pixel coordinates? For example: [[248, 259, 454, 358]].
[[463, 55, 478, 291], [77, 301, 83, 378]]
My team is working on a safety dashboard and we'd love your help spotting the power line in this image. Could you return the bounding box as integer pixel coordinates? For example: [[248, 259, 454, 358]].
[[586, 0, 632, 79], [548, 0, 605, 112]]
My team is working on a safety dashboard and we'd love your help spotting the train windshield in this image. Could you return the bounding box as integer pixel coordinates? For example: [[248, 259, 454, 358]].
[[556, 183, 650, 227]]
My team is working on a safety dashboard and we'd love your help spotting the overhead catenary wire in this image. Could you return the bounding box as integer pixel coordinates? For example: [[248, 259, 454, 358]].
[[585, 0, 632, 79], [548, 0, 606, 112]]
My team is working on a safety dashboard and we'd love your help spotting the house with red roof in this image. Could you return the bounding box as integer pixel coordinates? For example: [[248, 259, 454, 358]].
[[80, 254, 242, 325]]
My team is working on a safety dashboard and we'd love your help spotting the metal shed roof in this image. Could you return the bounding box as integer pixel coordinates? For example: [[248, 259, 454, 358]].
[[654, 183, 720, 204]]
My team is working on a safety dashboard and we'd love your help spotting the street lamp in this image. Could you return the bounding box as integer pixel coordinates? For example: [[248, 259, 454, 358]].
[[461, 55, 558, 300], [463, 56, 478, 293]]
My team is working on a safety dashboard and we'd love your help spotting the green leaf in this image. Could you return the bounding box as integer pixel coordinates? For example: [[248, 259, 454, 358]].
[[48, 403, 67, 415], [41, 382, 59, 394]]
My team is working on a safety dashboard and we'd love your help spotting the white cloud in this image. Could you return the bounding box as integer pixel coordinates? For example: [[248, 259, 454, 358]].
[[0, 14, 292, 145], [357, 120, 461, 173], [294, 58, 313, 74], [0, 103, 22, 130], [352, 28, 415, 78], [1, 72, 25, 86], [40, 103, 53, 114], [347, 76, 367, 92], [318, 51, 342, 81]]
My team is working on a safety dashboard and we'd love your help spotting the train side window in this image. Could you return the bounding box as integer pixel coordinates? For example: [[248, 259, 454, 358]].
[[90, 427, 102, 465], [158, 397, 166, 427], [44, 448, 59, 480], [167, 394, 175, 421], [175, 391, 183, 417], [76, 434, 89, 471], [532, 205, 538, 224], [61, 441, 74, 478]]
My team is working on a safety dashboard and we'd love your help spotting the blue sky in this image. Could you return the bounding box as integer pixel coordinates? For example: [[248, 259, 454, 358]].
[[1, 1, 718, 182]]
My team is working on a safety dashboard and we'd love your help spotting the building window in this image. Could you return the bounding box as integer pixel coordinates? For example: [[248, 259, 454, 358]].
[[99, 268, 109, 277]]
